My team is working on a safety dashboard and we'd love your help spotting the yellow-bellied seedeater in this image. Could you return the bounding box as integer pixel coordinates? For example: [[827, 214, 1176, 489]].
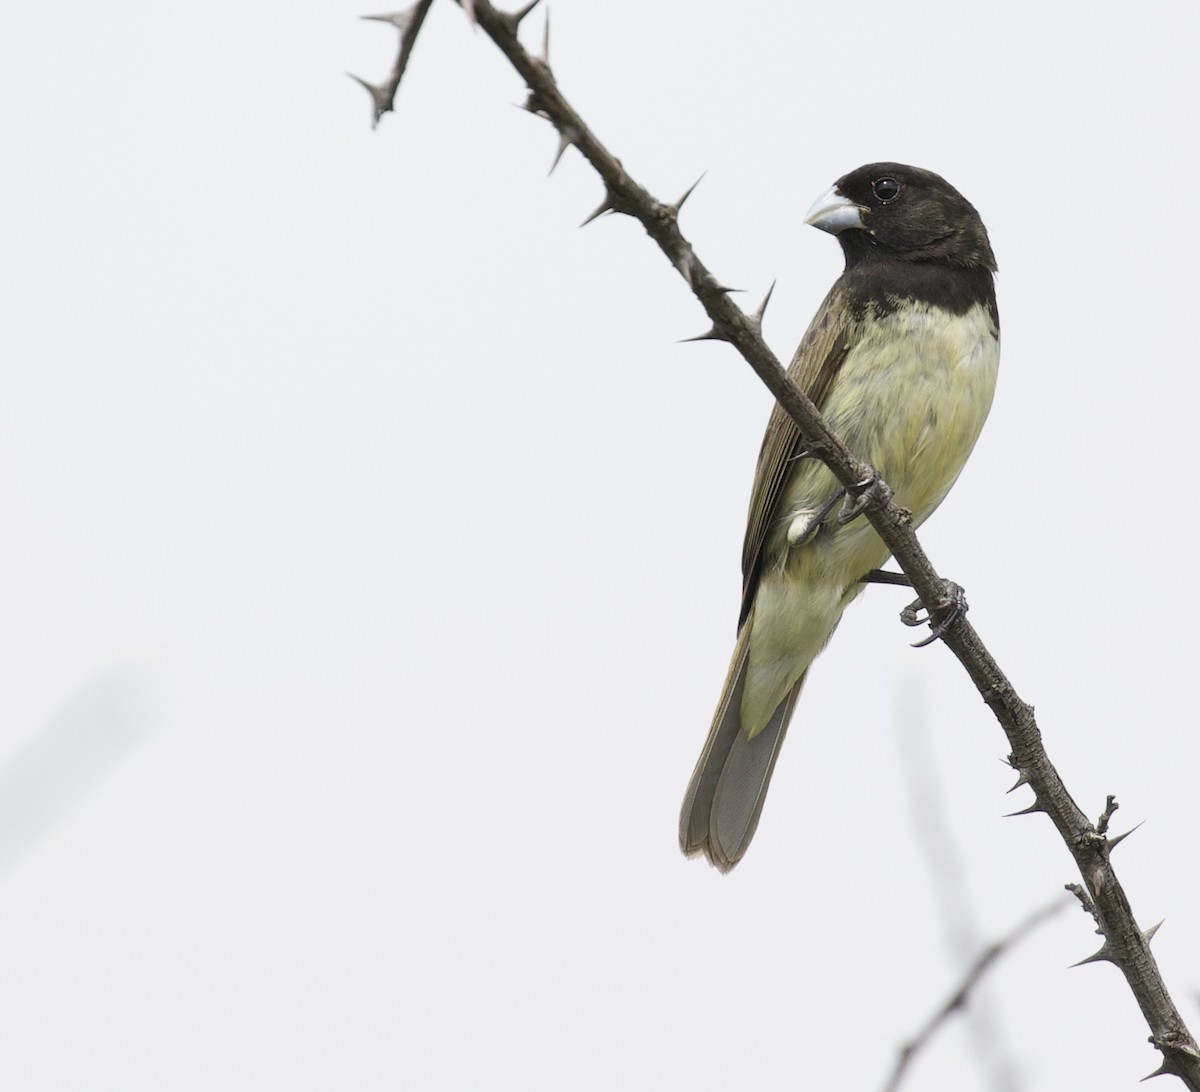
[[680, 163, 999, 872]]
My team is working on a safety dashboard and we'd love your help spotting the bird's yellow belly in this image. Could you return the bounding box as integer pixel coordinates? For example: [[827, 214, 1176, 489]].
[[834, 302, 997, 519], [740, 301, 998, 735], [782, 300, 999, 571]]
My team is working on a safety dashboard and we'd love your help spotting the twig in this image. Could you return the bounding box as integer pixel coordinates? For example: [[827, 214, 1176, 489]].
[[881, 896, 1071, 1092], [349, 1, 435, 127], [354, 4, 1200, 1085]]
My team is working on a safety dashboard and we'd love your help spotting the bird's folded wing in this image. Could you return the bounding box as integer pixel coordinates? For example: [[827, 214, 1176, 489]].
[[739, 284, 853, 626]]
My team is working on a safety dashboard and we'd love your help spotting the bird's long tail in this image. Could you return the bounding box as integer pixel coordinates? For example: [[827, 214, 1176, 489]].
[[679, 617, 806, 873]]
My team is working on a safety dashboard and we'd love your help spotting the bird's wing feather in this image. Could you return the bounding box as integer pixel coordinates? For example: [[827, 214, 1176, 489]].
[[738, 283, 852, 626]]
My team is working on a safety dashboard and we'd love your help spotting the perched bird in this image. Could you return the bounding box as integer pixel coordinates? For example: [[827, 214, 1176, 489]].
[[680, 163, 1000, 872]]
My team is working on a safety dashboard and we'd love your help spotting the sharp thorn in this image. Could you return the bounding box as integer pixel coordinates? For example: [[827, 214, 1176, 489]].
[[548, 129, 575, 174], [671, 171, 707, 214], [517, 95, 551, 120], [1006, 770, 1031, 794], [579, 197, 615, 227], [1143, 920, 1165, 944], [1108, 821, 1145, 850], [1140, 1060, 1176, 1082], [347, 72, 381, 94], [749, 280, 776, 329], [461, 0, 478, 28], [1003, 799, 1045, 817], [361, 8, 419, 31], [505, 0, 545, 32], [1070, 944, 1116, 968], [672, 245, 696, 287], [579, 186, 634, 225], [346, 73, 389, 128], [678, 327, 729, 344], [536, 8, 550, 63]]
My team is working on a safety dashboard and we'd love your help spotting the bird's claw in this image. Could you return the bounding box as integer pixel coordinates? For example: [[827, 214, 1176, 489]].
[[901, 580, 968, 648], [837, 470, 892, 525]]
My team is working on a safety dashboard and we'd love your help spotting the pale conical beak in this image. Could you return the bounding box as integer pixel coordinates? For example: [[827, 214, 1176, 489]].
[[804, 186, 864, 235]]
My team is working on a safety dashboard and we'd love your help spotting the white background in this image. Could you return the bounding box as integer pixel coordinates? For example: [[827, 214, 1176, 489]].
[[2, 1, 1197, 1089]]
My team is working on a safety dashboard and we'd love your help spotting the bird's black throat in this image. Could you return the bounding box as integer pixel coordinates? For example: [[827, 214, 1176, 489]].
[[839, 258, 999, 328]]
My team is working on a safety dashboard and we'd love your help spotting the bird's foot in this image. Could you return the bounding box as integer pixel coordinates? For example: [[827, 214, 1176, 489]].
[[837, 469, 893, 525], [901, 580, 968, 648]]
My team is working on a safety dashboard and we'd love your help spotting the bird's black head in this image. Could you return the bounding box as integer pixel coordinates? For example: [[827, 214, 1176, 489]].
[[806, 162, 996, 272]]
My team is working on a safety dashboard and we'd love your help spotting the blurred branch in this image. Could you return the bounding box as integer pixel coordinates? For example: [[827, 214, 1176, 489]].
[[898, 681, 1020, 1092], [0, 666, 167, 876], [882, 896, 1071, 1092], [352, 3, 1200, 1085]]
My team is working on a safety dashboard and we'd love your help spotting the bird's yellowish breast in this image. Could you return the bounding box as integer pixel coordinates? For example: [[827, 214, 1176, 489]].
[[774, 299, 999, 576], [829, 300, 999, 520]]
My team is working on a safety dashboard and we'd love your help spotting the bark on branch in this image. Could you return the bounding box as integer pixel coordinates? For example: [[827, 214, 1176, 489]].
[[351, 3, 1200, 1084]]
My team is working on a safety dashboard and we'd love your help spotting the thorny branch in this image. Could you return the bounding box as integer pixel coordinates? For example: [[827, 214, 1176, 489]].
[[351, 3, 1200, 1085]]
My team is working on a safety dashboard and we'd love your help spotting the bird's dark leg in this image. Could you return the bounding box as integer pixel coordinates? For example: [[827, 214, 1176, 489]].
[[900, 580, 969, 648], [837, 471, 966, 645], [786, 487, 846, 546], [860, 569, 911, 588], [837, 469, 893, 525], [859, 570, 969, 648], [812, 487, 847, 524]]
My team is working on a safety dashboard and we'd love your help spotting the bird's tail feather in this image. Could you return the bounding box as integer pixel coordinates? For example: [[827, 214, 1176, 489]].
[[680, 620, 806, 872]]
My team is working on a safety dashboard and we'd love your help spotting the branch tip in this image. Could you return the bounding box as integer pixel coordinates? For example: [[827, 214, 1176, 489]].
[[1097, 793, 1120, 834], [355, 0, 434, 127], [1065, 881, 1098, 919]]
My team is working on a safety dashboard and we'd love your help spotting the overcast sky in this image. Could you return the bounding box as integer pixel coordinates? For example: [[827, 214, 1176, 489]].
[[2, 1, 1198, 1089]]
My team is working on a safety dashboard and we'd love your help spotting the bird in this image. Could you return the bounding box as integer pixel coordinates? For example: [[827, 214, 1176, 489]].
[[680, 163, 1000, 872]]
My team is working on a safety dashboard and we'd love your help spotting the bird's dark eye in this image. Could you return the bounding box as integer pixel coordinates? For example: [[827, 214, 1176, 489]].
[[872, 177, 901, 202]]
